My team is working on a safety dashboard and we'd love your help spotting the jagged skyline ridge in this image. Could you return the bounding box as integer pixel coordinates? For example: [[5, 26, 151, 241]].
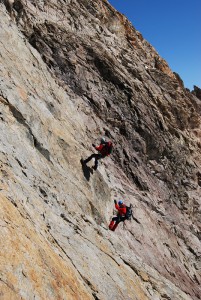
[[108, 0, 201, 90]]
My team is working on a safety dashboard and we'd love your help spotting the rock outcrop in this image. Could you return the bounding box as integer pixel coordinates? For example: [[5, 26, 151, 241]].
[[192, 86, 201, 101], [0, 1, 200, 299]]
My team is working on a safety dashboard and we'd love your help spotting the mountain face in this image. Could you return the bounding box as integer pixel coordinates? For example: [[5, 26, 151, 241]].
[[0, 0, 201, 299]]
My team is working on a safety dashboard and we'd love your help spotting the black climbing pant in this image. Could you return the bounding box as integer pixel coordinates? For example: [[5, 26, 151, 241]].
[[112, 215, 127, 224], [109, 215, 127, 231], [84, 153, 103, 170]]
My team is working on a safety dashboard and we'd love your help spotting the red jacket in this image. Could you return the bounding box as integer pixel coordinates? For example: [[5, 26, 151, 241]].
[[95, 143, 111, 157], [115, 203, 127, 216]]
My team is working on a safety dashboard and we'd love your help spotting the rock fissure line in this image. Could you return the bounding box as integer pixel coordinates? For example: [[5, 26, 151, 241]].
[[0, 277, 16, 293], [4, 99, 52, 162], [47, 231, 98, 297]]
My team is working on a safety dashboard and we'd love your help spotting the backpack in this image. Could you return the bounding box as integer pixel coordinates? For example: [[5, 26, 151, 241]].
[[125, 204, 133, 220], [105, 141, 113, 155]]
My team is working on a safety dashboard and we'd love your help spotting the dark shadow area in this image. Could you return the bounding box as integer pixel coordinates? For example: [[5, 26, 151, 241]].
[[80, 159, 93, 181]]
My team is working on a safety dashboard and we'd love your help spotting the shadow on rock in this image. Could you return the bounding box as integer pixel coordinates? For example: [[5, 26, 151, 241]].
[[80, 159, 93, 181]]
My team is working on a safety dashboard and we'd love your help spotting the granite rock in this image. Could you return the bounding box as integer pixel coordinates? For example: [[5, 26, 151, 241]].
[[0, 1, 201, 299]]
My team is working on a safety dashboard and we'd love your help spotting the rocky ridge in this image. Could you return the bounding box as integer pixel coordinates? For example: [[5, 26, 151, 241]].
[[0, 0, 201, 299]]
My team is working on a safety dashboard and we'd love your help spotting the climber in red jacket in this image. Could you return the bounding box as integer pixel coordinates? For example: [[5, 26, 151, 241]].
[[82, 137, 113, 170], [109, 200, 127, 231]]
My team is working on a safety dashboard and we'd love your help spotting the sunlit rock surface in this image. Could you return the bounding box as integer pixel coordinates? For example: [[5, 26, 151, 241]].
[[0, 1, 200, 299]]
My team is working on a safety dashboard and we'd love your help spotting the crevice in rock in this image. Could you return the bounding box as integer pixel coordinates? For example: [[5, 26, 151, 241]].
[[33, 136, 51, 162], [15, 157, 24, 168], [59, 214, 122, 268], [121, 257, 150, 283], [139, 196, 166, 217], [47, 232, 99, 297], [22, 170, 27, 177], [9, 103, 27, 126], [60, 213, 81, 232], [0, 278, 15, 292], [89, 201, 104, 225], [39, 187, 48, 198], [76, 230, 122, 267], [92, 292, 100, 300], [131, 216, 141, 225], [186, 245, 198, 258], [130, 172, 149, 191], [8, 103, 51, 161], [161, 294, 171, 300]]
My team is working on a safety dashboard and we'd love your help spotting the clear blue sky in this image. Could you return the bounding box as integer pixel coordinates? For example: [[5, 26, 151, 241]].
[[108, 0, 201, 91]]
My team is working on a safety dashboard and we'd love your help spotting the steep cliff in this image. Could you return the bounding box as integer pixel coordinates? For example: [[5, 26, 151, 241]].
[[0, 1, 200, 299]]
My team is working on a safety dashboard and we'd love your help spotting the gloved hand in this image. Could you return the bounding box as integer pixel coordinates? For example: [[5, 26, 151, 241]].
[[114, 200, 117, 204], [92, 143, 96, 148]]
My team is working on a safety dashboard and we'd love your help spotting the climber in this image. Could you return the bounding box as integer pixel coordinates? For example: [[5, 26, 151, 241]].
[[109, 200, 127, 231], [81, 137, 113, 170]]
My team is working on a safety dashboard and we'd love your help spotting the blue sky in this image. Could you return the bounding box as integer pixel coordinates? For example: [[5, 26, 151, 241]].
[[108, 0, 201, 91]]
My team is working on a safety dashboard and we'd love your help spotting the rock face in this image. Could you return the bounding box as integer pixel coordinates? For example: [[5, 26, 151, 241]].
[[0, 1, 201, 299], [192, 86, 201, 101]]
